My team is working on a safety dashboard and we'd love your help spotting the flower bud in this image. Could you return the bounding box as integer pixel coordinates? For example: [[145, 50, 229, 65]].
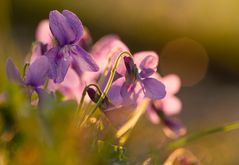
[[87, 87, 114, 111]]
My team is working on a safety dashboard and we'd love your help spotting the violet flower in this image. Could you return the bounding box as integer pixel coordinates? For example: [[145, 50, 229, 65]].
[[147, 74, 182, 124], [106, 51, 166, 106], [6, 57, 50, 105], [146, 74, 185, 138], [33, 18, 90, 102], [46, 10, 99, 83]]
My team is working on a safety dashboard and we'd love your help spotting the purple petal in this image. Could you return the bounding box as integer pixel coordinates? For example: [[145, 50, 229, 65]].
[[120, 80, 135, 99], [101, 69, 123, 91], [46, 47, 72, 83], [142, 78, 166, 100], [77, 27, 92, 50], [35, 88, 49, 109], [24, 56, 50, 87], [133, 51, 159, 71], [49, 10, 76, 46], [30, 42, 48, 64], [105, 77, 125, 106], [139, 68, 155, 78], [71, 45, 99, 75], [120, 80, 144, 105], [6, 58, 24, 85], [62, 10, 84, 43]]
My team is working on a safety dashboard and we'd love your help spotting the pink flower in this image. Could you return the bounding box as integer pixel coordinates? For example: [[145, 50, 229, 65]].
[[85, 35, 129, 82], [156, 74, 182, 116], [146, 73, 186, 138]]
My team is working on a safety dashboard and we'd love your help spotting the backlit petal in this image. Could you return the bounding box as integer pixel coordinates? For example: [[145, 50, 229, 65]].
[[142, 78, 166, 100], [25, 56, 50, 87], [6, 58, 24, 85]]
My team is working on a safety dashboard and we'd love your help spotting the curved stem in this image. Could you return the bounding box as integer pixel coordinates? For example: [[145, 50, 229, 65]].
[[75, 84, 101, 127], [79, 51, 133, 128], [168, 120, 239, 150], [116, 98, 150, 144], [98, 47, 120, 86]]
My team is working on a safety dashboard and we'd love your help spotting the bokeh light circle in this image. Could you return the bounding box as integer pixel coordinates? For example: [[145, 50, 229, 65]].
[[160, 38, 209, 86]]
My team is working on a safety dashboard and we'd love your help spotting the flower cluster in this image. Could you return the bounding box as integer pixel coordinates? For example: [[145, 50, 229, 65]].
[[7, 10, 185, 138], [6, 10, 184, 140]]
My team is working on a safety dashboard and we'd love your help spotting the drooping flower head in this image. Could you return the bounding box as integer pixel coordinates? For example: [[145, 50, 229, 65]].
[[46, 10, 99, 83], [86, 87, 114, 110], [106, 51, 166, 106]]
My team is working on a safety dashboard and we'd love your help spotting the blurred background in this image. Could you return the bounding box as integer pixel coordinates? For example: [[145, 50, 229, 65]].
[[1, 0, 239, 164]]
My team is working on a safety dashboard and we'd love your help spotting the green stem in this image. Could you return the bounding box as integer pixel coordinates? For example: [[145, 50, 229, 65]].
[[79, 51, 133, 128], [168, 120, 239, 150], [97, 47, 120, 86], [75, 84, 101, 127], [37, 110, 53, 146]]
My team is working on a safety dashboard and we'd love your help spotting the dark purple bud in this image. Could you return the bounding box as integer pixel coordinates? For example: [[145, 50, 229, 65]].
[[87, 87, 114, 111], [87, 87, 100, 103]]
